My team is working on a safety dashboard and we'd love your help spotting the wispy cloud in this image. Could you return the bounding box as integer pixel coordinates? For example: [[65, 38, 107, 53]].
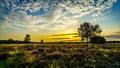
[[0, 0, 117, 35], [105, 31, 120, 40], [50, 38, 70, 40], [73, 36, 79, 38], [51, 33, 78, 36], [114, 31, 120, 34]]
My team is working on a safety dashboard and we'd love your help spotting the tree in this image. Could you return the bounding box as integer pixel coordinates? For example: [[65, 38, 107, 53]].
[[78, 22, 102, 46], [7, 38, 14, 43], [24, 34, 31, 43], [41, 39, 44, 44], [90, 36, 106, 44]]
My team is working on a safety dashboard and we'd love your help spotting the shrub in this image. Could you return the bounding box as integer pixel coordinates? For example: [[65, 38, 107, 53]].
[[36, 60, 48, 68], [38, 48, 44, 53], [0, 53, 10, 60], [47, 51, 62, 59], [107, 52, 120, 61], [90, 36, 106, 44], [31, 49, 39, 54]]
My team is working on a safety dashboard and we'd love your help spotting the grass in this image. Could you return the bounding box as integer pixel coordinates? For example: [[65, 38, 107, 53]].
[[0, 60, 6, 68], [0, 43, 120, 68]]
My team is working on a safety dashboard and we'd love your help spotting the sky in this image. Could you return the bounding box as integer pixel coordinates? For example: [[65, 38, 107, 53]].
[[0, 0, 120, 42]]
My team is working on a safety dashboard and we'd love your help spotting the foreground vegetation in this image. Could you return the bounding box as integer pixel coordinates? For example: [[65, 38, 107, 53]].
[[0, 43, 120, 68]]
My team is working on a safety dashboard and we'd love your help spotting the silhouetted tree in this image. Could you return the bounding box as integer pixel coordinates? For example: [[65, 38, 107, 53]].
[[41, 39, 44, 43], [90, 36, 106, 44], [24, 34, 31, 43], [78, 22, 102, 46], [8, 38, 14, 43]]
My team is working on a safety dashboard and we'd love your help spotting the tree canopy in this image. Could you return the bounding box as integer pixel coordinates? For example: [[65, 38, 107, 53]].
[[24, 34, 31, 43], [78, 22, 102, 46]]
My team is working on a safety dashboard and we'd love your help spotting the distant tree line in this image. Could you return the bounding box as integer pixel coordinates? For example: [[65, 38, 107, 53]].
[[106, 40, 120, 43], [0, 39, 119, 44], [0, 39, 39, 44], [0, 34, 45, 44], [0, 39, 24, 44]]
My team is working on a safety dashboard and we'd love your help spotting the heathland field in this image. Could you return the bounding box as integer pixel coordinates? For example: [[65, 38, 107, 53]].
[[0, 43, 120, 68]]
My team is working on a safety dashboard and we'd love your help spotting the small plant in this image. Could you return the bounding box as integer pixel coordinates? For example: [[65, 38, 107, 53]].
[[31, 49, 39, 54], [47, 51, 62, 59], [37, 60, 48, 68], [38, 48, 44, 53]]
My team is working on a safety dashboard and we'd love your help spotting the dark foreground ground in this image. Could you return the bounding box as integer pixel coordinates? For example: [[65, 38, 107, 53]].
[[0, 43, 120, 68]]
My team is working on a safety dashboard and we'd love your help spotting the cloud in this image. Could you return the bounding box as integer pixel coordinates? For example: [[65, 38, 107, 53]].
[[114, 31, 120, 34], [105, 35, 120, 40], [0, 0, 117, 33], [73, 36, 79, 38], [50, 38, 70, 40], [105, 31, 120, 40], [61, 39, 80, 42], [51, 33, 78, 36]]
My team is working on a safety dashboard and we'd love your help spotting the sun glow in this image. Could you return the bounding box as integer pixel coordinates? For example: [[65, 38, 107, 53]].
[[64, 29, 75, 33], [69, 35, 73, 39]]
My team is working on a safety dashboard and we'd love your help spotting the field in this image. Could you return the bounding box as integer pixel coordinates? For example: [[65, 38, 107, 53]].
[[0, 43, 120, 68]]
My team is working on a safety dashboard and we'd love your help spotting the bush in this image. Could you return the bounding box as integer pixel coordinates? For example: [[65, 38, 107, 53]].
[[37, 60, 48, 68], [0, 53, 10, 60], [47, 51, 62, 59], [90, 36, 106, 44]]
